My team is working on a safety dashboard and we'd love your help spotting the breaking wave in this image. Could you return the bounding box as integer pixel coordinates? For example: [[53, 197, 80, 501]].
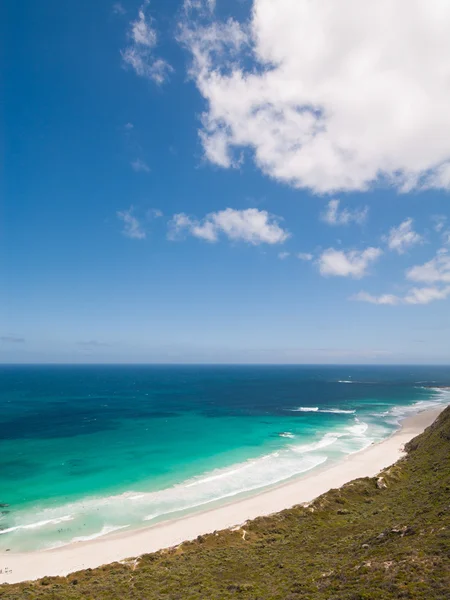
[[289, 407, 355, 414]]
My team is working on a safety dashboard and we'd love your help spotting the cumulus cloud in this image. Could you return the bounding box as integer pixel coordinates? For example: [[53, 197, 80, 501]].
[[297, 253, 313, 261], [117, 207, 146, 239], [384, 218, 423, 254], [131, 158, 150, 172], [404, 286, 450, 304], [321, 199, 368, 226], [318, 247, 382, 278], [168, 208, 289, 245], [180, 0, 450, 193], [122, 1, 173, 84], [406, 249, 450, 283]]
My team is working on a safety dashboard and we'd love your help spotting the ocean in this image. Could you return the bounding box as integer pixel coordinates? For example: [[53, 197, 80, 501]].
[[0, 364, 449, 553]]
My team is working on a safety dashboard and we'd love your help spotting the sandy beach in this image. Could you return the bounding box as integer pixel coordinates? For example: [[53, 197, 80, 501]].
[[0, 405, 445, 585]]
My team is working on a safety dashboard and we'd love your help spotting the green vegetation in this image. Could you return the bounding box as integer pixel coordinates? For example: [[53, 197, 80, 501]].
[[1, 407, 449, 600]]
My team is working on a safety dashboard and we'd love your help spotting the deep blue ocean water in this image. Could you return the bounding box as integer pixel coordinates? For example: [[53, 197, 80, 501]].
[[0, 365, 449, 552]]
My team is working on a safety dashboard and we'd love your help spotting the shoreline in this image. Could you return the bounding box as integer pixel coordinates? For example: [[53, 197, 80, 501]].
[[0, 404, 446, 585]]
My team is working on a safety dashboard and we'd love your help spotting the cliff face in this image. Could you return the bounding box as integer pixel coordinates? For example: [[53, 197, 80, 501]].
[[2, 407, 450, 600]]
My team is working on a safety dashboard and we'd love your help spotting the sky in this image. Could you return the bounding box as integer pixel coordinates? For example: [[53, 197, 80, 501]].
[[2, 0, 450, 364]]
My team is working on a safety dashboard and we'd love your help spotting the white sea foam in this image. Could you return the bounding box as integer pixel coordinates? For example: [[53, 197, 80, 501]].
[[291, 432, 344, 454], [0, 515, 74, 536], [322, 409, 355, 414], [346, 419, 369, 437], [289, 407, 355, 414], [47, 525, 131, 549], [428, 387, 450, 400], [373, 397, 448, 425], [338, 380, 354, 384], [138, 452, 330, 523], [279, 432, 295, 438], [70, 524, 130, 544]]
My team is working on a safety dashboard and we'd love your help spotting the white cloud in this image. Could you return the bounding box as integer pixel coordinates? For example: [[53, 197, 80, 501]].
[[318, 247, 382, 278], [384, 218, 423, 254], [431, 215, 450, 245], [297, 253, 313, 261], [404, 286, 450, 304], [181, 0, 450, 193], [321, 199, 368, 226], [432, 214, 447, 233], [354, 249, 450, 306], [406, 249, 450, 283], [278, 252, 290, 260], [124, 122, 134, 130], [424, 163, 450, 189], [352, 291, 400, 305], [117, 207, 146, 239], [122, 2, 173, 84], [183, 0, 216, 15], [353, 286, 450, 305], [130, 3, 157, 46], [168, 208, 289, 245], [131, 158, 150, 172]]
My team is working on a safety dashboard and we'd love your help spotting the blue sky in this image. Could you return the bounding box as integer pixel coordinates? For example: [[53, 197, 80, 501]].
[[2, 0, 450, 364]]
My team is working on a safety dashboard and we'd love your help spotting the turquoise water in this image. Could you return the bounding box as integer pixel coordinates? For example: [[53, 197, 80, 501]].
[[0, 365, 449, 552]]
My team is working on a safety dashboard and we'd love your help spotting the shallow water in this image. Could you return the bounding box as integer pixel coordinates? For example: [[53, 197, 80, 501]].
[[0, 365, 449, 551]]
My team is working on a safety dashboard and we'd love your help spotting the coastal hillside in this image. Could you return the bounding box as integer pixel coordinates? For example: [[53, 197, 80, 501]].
[[1, 407, 449, 600]]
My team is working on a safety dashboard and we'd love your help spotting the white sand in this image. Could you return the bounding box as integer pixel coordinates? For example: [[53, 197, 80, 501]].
[[0, 406, 445, 585]]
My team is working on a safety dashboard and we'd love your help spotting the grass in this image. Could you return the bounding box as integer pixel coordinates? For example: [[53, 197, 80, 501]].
[[1, 406, 449, 599]]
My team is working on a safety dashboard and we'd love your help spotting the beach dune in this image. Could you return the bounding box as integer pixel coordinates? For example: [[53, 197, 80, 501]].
[[0, 406, 445, 585]]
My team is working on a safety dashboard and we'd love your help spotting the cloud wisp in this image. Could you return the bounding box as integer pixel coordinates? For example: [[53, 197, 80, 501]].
[[384, 218, 423, 254], [117, 207, 147, 240], [351, 292, 400, 306], [180, 0, 450, 193], [113, 2, 126, 15], [353, 286, 450, 306], [168, 208, 289, 245], [321, 200, 368, 226], [77, 340, 112, 347], [0, 336, 25, 343], [131, 158, 150, 173], [122, 1, 173, 84]]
